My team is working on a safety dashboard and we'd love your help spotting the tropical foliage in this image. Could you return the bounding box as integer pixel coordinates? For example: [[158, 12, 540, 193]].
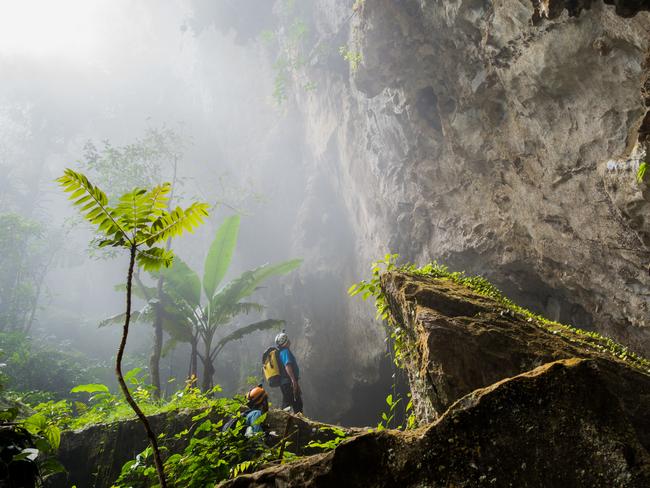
[[57, 168, 209, 488], [114, 412, 278, 487], [154, 214, 301, 390], [0, 213, 57, 333], [32, 371, 219, 432], [79, 127, 190, 397], [0, 332, 102, 400], [0, 379, 64, 487]]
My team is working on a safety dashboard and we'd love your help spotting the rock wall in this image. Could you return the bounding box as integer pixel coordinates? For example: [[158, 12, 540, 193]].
[[222, 358, 650, 488], [380, 270, 650, 423], [260, 0, 650, 423], [221, 269, 650, 487]]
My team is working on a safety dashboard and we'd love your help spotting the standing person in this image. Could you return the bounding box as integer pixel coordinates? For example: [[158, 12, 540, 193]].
[[275, 330, 303, 414]]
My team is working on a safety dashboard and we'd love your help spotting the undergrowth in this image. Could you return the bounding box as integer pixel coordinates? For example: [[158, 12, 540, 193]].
[[28, 372, 348, 486], [27, 371, 230, 432]]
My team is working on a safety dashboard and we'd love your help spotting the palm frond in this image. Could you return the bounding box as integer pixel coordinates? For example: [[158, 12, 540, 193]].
[[160, 312, 195, 343], [239, 259, 303, 298], [203, 215, 240, 300], [136, 247, 174, 272], [217, 302, 265, 324], [160, 256, 201, 309], [115, 282, 157, 302], [99, 307, 152, 328], [143, 202, 209, 247], [211, 319, 284, 360], [57, 168, 130, 245]]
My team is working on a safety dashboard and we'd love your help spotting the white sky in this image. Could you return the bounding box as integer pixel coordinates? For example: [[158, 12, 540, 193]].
[[0, 0, 109, 60]]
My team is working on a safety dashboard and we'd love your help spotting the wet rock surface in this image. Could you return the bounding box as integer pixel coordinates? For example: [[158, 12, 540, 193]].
[[381, 270, 650, 423], [221, 358, 650, 488], [221, 272, 650, 487], [255, 0, 650, 423]]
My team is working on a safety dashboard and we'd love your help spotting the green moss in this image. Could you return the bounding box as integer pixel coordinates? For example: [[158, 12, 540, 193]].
[[350, 256, 650, 375]]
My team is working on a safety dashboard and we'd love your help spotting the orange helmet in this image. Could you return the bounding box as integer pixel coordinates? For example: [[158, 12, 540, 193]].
[[247, 385, 268, 407]]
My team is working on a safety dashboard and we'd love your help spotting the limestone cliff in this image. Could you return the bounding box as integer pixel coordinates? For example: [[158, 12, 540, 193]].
[[255, 0, 650, 422], [380, 269, 650, 422]]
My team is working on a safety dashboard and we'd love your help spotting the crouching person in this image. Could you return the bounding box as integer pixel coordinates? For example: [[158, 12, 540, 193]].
[[244, 385, 269, 437]]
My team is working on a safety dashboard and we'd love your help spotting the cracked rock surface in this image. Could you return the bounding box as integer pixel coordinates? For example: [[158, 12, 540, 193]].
[[221, 271, 650, 487], [227, 0, 650, 422]]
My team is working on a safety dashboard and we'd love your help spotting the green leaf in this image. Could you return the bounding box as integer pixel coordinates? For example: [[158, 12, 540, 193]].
[[124, 367, 143, 384], [0, 407, 19, 422], [143, 183, 171, 217], [56, 168, 129, 244], [212, 319, 284, 359], [159, 310, 195, 343], [203, 215, 240, 300], [136, 247, 174, 272], [144, 202, 209, 247], [99, 309, 149, 328], [23, 414, 48, 434], [39, 457, 66, 475], [43, 425, 61, 450], [637, 162, 647, 183], [238, 259, 303, 299], [70, 383, 110, 394], [161, 256, 201, 309]]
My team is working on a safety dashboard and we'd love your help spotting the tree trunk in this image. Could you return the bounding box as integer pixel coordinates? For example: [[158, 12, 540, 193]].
[[149, 274, 164, 399], [116, 244, 167, 488], [201, 339, 214, 391], [189, 335, 198, 382]]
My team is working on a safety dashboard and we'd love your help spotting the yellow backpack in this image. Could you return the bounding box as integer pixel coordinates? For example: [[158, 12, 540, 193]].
[[262, 347, 283, 387]]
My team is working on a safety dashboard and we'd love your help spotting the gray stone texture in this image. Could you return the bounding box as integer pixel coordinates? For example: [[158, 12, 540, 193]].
[[264, 0, 650, 423]]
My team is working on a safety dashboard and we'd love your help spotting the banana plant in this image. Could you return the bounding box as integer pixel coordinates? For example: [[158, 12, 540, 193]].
[[160, 214, 302, 390], [57, 169, 208, 488]]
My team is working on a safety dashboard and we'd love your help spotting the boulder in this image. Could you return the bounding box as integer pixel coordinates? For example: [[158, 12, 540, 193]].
[[221, 271, 650, 487], [221, 358, 650, 488], [381, 271, 650, 423]]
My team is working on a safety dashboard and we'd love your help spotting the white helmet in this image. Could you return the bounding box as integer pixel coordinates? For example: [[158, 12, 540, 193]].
[[275, 330, 289, 347]]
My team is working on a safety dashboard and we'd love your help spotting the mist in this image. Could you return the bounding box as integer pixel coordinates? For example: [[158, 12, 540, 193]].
[[0, 0, 387, 426]]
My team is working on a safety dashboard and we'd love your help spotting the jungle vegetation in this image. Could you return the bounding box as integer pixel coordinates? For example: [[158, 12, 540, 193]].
[[58, 168, 210, 487]]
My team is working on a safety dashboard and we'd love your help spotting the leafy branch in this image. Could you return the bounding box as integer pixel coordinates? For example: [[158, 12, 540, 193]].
[[57, 168, 208, 488]]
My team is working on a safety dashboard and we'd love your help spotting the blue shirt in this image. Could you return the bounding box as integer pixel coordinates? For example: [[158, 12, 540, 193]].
[[245, 409, 264, 435], [279, 347, 299, 384]]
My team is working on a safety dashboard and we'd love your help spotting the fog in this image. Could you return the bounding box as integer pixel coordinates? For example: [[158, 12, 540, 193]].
[[0, 0, 391, 425]]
